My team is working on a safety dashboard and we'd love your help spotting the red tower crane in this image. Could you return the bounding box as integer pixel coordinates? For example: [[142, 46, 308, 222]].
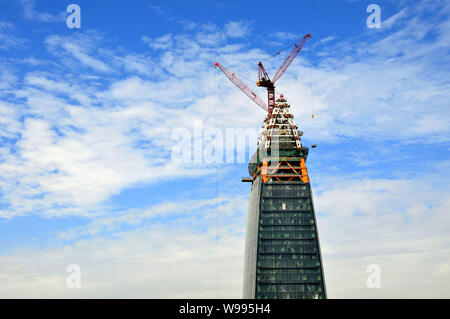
[[215, 33, 311, 116]]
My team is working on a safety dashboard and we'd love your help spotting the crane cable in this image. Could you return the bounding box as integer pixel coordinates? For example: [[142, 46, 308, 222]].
[[252, 37, 298, 82], [273, 37, 300, 56], [214, 66, 219, 298], [310, 55, 317, 148]]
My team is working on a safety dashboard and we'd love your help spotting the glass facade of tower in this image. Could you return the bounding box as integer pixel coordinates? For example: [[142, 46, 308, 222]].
[[243, 178, 326, 299]]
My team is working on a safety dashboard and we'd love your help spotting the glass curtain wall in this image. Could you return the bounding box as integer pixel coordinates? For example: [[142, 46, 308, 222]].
[[255, 182, 326, 299]]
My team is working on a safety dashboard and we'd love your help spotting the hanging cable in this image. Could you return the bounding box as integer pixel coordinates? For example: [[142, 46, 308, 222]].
[[254, 38, 298, 77], [310, 56, 317, 149], [214, 66, 220, 298], [272, 38, 298, 56]]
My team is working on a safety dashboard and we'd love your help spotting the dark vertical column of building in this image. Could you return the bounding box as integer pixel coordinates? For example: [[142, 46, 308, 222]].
[[243, 177, 262, 298]]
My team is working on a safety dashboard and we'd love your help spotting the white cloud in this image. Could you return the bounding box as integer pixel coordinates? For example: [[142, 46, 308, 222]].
[[224, 21, 251, 38], [196, 31, 227, 47], [45, 33, 114, 73], [382, 9, 408, 30], [0, 100, 21, 139], [0, 21, 14, 29], [0, 194, 247, 298], [317, 36, 335, 45], [0, 226, 245, 298], [19, 0, 65, 23], [179, 20, 197, 31], [0, 168, 449, 297], [315, 170, 450, 298], [0, 21, 27, 50], [0, 91, 215, 217], [58, 196, 246, 240], [271, 31, 300, 41], [0, 66, 18, 89], [142, 34, 173, 50], [117, 54, 164, 77]]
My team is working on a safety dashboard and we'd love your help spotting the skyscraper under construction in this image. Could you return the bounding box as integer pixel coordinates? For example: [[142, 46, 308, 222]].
[[215, 33, 326, 299], [242, 96, 326, 299]]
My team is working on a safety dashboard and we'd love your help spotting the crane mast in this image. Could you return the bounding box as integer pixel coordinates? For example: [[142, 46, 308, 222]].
[[256, 33, 311, 115]]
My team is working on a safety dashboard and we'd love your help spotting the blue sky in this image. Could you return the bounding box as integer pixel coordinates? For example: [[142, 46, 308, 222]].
[[0, 0, 449, 298]]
